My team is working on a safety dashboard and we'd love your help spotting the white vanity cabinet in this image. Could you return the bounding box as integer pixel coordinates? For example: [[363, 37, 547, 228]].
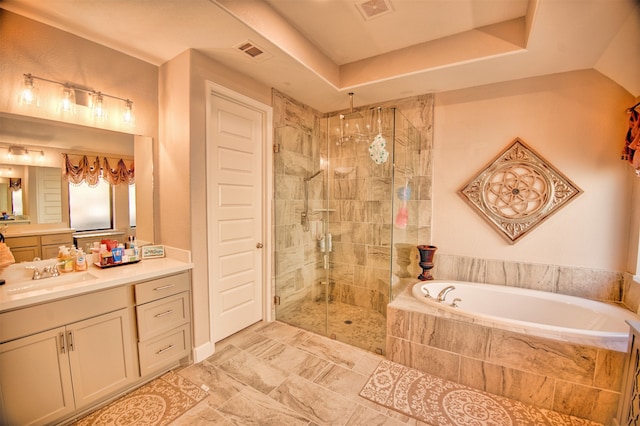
[[135, 271, 191, 377], [0, 286, 137, 426]]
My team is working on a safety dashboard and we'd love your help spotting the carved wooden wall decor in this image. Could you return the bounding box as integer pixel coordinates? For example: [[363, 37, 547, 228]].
[[459, 138, 582, 244]]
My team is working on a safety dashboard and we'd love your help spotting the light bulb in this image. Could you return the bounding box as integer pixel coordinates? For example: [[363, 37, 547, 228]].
[[19, 74, 38, 107], [60, 85, 76, 114], [122, 99, 135, 126], [92, 92, 106, 120]]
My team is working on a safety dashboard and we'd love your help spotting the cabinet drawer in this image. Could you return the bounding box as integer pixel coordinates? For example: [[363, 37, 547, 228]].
[[135, 273, 190, 304], [137, 292, 190, 340], [41, 233, 73, 246], [138, 324, 190, 376], [5, 236, 39, 248]]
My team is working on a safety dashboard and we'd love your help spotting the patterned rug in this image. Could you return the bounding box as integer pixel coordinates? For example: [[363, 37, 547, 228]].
[[360, 360, 603, 426], [76, 371, 208, 426]]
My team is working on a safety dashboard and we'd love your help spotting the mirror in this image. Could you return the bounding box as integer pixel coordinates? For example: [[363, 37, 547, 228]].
[[0, 112, 154, 243]]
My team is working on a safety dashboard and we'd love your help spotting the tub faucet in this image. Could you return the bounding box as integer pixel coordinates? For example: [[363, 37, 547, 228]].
[[437, 285, 455, 303]]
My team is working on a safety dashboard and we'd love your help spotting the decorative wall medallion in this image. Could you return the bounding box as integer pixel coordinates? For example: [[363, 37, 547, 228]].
[[459, 138, 582, 243]]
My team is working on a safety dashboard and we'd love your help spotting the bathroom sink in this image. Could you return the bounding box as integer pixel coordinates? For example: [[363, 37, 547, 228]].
[[3, 271, 99, 294]]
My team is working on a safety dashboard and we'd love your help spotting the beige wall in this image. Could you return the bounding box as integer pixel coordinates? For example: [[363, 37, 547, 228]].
[[159, 49, 271, 352], [0, 10, 158, 139], [433, 69, 635, 272]]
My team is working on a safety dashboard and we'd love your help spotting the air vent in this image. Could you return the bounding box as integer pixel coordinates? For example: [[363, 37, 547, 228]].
[[235, 40, 272, 62], [356, 0, 393, 20]]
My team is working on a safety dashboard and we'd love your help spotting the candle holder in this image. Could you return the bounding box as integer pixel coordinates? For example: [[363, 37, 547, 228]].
[[417, 245, 437, 281]]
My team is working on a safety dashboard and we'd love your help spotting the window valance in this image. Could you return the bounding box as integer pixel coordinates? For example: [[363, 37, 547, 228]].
[[62, 154, 134, 186]]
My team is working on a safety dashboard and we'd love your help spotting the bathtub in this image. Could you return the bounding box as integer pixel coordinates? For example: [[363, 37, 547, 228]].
[[411, 280, 639, 350]]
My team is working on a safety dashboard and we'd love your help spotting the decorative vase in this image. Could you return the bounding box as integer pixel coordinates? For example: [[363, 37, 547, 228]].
[[417, 245, 437, 281]]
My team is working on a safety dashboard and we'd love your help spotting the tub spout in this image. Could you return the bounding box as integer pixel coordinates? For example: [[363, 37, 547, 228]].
[[437, 285, 455, 303]]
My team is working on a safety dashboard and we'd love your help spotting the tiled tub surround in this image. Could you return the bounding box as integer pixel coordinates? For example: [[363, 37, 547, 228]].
[[433, 253, 625, 303], [387, 283, 629, 425]]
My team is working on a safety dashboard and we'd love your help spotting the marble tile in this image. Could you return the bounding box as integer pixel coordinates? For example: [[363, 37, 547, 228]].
[[296, 332, 365, 369], [169, 399, 231, 425], [344, 405, 410, 426], [431, 316, 491, 358], [488, 329, 597, 385], [270, 374, 358, 425], [484, 259, 556, 292], [352, 352, 385, 377], [247, 339, 331, 382], [386, 336, 459, 382], [177, 362, 245, 409], [218, 385, 312, 425], [313, 363, 369, 399], [557, 266, 623, 301], [458, 357, 555, 409], [594, 348, 626, 391], [553, 380, 619, 425], [216, 347, 289, 394], [623, 274, 640, 312], [434, 254, 487, 283], [386, 305, 411, 339]]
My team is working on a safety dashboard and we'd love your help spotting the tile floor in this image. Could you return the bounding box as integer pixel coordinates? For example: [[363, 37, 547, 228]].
[[172, 320, 420, 425], [276, 299, 387, 354]]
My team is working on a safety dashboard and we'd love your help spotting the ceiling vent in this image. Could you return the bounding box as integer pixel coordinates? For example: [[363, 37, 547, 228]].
[[235, 40, 272, 62], [356, 0, 393, 20]]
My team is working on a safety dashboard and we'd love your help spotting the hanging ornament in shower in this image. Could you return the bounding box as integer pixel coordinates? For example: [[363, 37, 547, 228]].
[[369, 107, 389, 164]]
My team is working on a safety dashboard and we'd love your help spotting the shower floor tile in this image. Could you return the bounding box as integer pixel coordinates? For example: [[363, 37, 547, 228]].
[[277, 299, 387, 354]]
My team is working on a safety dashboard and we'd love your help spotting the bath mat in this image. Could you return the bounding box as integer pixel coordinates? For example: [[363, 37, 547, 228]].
[[76, 371, 208, 426], [360, 359, 603, 426]]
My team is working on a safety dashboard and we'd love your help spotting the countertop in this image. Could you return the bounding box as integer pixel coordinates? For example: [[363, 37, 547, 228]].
[[0, 255, 193, 312], [2, 227, 75, 237]]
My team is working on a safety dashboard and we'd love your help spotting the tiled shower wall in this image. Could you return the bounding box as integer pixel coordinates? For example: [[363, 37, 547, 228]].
[[272, 89, 435, 318], [272, 91, 324, 317]]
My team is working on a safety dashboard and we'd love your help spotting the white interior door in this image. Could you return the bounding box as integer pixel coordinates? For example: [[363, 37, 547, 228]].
[[207, 84, 266, 343], [36, 166, 62, 223]]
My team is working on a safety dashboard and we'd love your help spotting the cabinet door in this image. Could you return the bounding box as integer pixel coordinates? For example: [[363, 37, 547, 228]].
[[10, 245, 42, 263], [0, 327, 75, 426], [67, 308, 137, 409]]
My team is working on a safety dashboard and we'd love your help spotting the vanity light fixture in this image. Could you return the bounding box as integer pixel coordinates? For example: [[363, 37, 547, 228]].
[[4, 146, 45, 163], [19, 73, 134, 126]]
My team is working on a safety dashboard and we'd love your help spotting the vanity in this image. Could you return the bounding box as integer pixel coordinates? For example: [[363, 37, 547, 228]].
[[4, 228, 75, 262], [0, 254, 193, 426]]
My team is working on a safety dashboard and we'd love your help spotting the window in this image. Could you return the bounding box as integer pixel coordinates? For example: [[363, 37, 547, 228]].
[[69, 180, 112, 231]]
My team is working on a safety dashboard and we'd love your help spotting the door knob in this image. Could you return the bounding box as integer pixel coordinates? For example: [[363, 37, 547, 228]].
[[256, 243, 264, 248]]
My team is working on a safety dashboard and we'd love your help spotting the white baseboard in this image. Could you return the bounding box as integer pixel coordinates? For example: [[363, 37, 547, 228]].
[[193, 341, 214, 363]]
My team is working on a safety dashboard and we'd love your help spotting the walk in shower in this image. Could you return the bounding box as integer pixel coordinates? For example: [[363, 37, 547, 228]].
[[273, 92, 428, 354]]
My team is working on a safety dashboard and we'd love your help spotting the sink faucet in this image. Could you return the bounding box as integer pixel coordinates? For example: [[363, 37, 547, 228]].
[[26, 263, 61, 280], [437, 285, 455, 302]]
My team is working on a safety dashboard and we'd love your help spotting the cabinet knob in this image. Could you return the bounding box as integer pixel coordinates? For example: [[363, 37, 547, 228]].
[[256, 243, 264, 249]]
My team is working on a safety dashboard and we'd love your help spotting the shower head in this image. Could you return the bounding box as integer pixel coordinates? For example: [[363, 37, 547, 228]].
[[304, 170, 323, 181]]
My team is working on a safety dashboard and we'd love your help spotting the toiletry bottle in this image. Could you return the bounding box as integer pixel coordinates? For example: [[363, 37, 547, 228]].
[[61, 248, 74, 272], [75, 249, 87, 271]]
